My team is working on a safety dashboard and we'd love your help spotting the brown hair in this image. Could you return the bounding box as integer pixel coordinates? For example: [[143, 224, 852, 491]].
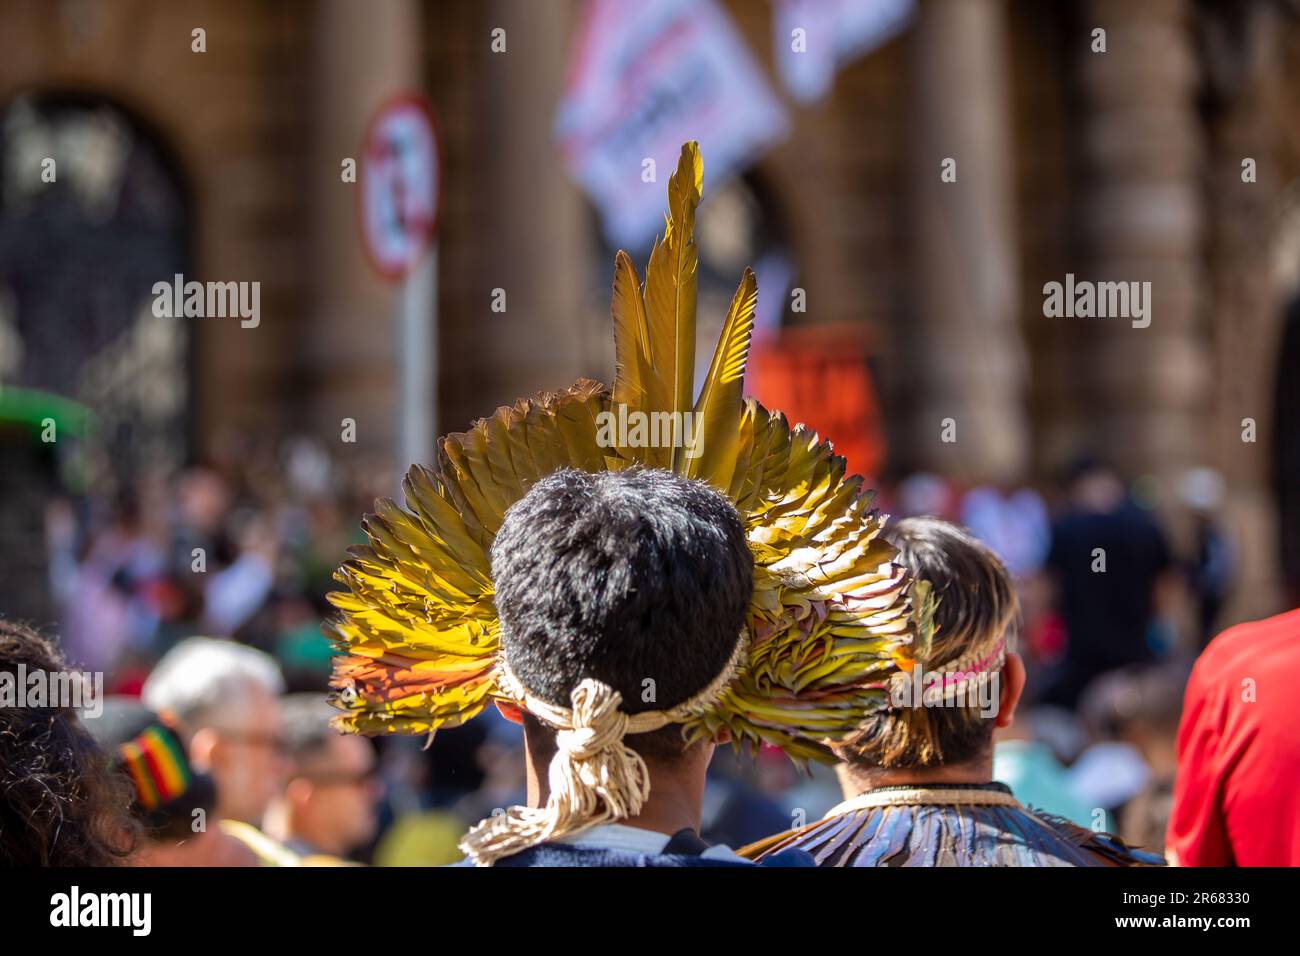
[[839, 517, 1019, 770], [0, 619, 140, 865]]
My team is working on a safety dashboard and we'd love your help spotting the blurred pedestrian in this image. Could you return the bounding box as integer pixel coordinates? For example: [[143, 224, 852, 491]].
[[86, 697, 257, 866], [1042, 458, 1173, 709], [141, 636, 287, 827], [263, 694, 380, 862], [1178, 467, 1234, 648], [961, 483, 1050, 580], [1076, 664, 1187, 854]]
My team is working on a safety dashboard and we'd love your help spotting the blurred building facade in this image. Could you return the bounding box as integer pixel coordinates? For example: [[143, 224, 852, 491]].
[[2, 0, 1298, 625]]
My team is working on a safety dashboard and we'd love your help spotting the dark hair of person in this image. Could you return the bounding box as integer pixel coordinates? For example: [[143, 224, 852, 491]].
[[0, 619, 140, 865], [279, 692, 342, 772], [490, 467, 752, 762], [840, 517, 1019, 770]]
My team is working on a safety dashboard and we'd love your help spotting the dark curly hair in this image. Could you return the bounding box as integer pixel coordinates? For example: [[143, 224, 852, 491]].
[[0, 619, 140, 866], [491, 467, 753, 762]]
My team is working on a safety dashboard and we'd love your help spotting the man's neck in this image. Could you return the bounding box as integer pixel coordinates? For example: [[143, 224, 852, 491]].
[[836, 756, 995, 798], [524, 750, 707, 838]]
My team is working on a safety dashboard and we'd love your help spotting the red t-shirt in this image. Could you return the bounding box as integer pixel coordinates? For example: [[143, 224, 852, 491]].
[[1166, 608, 1300, 866]]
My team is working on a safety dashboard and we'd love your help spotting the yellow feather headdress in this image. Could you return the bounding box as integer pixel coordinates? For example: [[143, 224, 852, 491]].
[[325, 142, 933, 773]]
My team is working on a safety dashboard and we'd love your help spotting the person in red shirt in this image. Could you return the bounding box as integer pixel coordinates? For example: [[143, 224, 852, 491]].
[[1167, 607, 1300, 865]]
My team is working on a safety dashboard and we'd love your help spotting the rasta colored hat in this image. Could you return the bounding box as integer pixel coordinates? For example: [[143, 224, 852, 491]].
[[325, 142, 934, 864], [85, 697, 215, 839]]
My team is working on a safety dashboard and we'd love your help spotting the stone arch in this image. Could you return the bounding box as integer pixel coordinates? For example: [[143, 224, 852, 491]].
[[0, 87, 194, 474]]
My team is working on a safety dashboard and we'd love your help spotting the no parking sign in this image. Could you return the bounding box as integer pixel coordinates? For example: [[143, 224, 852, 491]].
[[360, 93, 440, 488], [361, 95, 440, 280]]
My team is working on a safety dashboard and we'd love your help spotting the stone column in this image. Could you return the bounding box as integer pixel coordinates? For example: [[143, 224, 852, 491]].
[[1201, 0, 1285, 620], [306, 0, 425, 465], [1072, 0, 1207, 500], [480, 0, 588, 407], [904, 0, 1027, 482]]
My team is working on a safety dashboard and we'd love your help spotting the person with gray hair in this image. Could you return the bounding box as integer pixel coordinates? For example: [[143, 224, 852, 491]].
[[142, 637, 287, 828]]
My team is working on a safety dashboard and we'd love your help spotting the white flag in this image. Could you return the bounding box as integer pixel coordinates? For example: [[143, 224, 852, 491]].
[[775, 0, 914, 103], [555, 0, 789, 248]]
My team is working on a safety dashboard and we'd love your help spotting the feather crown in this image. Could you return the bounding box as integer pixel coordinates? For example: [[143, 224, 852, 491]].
[[325, 141, 933, 766]]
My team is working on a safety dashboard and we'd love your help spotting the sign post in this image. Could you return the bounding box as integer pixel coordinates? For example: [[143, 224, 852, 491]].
[[361, 95, 441, 489]]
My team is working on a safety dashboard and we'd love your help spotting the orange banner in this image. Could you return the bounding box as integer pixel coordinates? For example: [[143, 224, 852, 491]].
[[748, 323, 885, 480]]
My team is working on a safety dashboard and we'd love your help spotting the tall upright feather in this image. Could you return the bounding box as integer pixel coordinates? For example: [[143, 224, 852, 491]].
[[686, 267, 757, 490], [643, 141, 702, 470], [610, 250, 652, 409]]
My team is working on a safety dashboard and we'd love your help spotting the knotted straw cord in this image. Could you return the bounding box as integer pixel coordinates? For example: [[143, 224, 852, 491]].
[[458, 630, 749, 866]]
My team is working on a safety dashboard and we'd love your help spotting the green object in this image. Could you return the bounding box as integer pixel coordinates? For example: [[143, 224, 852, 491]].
[[0, 385, 96, 439], [277, 622, 336, 676], [375, 811, 468, 867]]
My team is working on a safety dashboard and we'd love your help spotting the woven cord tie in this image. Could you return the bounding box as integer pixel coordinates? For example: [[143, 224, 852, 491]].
[[459, 630, 749, 867], [459, 678, 654, 866]]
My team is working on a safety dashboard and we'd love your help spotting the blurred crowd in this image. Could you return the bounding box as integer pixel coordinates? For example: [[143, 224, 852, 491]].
[[43, 434, 382, 694], [12, 436, 1245, 864]]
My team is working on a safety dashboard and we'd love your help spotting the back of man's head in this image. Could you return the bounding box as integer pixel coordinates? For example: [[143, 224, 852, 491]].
[[142, 636, 285, 732], [839, 517, 1018, 770], [490, 467, 752, 761]]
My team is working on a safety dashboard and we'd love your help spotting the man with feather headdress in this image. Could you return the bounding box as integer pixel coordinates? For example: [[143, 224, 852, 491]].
[[324, 143, 933, 865], [457, 466, 816, 865]]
